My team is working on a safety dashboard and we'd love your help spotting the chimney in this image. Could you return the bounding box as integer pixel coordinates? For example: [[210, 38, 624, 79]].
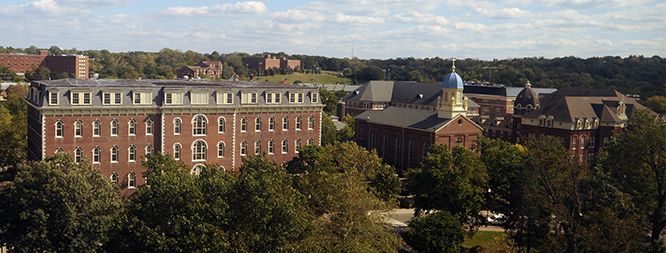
[[337, 101, 346, 119]]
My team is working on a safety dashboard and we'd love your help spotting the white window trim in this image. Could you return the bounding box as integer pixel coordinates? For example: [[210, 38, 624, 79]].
[[191, 139, 208, 162], [173, 143, 182, 161], [128, 120, 136, 136], [240, 141, 248, 157], [192, 114, 208, 136], [92, 120, 101, 137], [218, 116, 226, 134], [74, 120, 83, 138], [311, 93, 319, 103], [173, 118, 182, 135], [217, 141, 225, 158], [128, 172, 136, 189], [110, 146, 119, 163], [145, 120, 153, 135], [92, 147, 101, 164], [110, 120, 119, 137], [49, 91, 59, 105], [55, 120, 64, 138], [281, 139, 288, 154], [128, 145, 137, 162], [255, 117, 262, 132], [268, 117, 275, 132]]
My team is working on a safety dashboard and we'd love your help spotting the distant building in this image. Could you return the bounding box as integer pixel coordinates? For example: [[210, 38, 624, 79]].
[[511, 83, 649, 164], [348, 62, 483, 171], [243, 54, 301, 71], [176, 61, 223, 79], [463, 84, 556, 117], [0, 50, 89, 79], [26, 79, 323, 193]]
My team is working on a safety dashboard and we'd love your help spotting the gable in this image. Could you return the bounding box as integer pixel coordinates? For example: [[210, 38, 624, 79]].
[[434, 115, 484, 135]]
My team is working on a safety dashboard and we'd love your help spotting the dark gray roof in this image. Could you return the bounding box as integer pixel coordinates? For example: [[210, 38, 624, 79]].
[[464, 85, 556, 97], [33, 78, 315, 89], [355, 107, 452, 132], [524, 88, 648, 123]]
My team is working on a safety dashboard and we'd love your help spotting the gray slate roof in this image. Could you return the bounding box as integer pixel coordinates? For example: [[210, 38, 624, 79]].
[[33, 78, 314, 89], [524, 88, 648, 123], [355, 107, 452, 132]]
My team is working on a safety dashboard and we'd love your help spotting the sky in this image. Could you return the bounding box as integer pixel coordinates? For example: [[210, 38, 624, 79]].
[[0, 0, 664, 59]]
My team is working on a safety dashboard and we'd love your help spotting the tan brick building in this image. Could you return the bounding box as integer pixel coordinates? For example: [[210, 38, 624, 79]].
[[27, 79, 323, 193], [243, 54, 301, 71]]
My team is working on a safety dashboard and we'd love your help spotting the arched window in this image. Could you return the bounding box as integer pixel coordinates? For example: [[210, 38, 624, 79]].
[[110, 172, 118, 184], [308, 116, 315, 130], [92, 146, 100, 164], [173, 118, 182, 135], [74, 147, 83, 163], [268, 117, 275, 131], [282, 117, 289, 131], [128, 172, 136, 189], [192, 164, 205, 176], [145, 144, 153, 156], [240, 141, 248, 156], [255, 117, 262, 132], [128, 145, 136, 162], [295, 139, 302, 153], [110, 146, 119, 162], [217, 142, 225, 158], [580, 136, 585, 149], [55, 120, 64, 138], [268, 139, 275, 154], [254, 140, 261, 155], [92, 120, 100, 137], [145, 119, 154, 135], [307, 138, 314, 146], [110, 119, 119, 136], [192, 140, 207, 161], [192, 114, 207, 135], [128, 119, 137, 136], [295, 116, 302, 130], [173, 143, 182, 160], [74, 120, 83, 137], [281, 139, 288, 154], [240, 117, 248, 132], [218, 117, 225, 133]]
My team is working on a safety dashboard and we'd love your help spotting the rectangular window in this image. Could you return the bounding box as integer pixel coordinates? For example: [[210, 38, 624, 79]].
[[146, 122, 153, 135], [311, 93, 319, 103], [133, 92, 151, 105], [297, 93, 304, 103], [289, 93, 295, 103], [266, 93, 281, 104], [165, 92, 183, 105], [217, 92, 234, 104], [103, 93, 111, 105], [114, 92, 122, 104], [241, 92, 258, 104], [191, 92, 208, 105], [83, 93, 91, 104], [72, 93, 80, 104], [289, 92, 303, 103], [49, 92, 59, 105]]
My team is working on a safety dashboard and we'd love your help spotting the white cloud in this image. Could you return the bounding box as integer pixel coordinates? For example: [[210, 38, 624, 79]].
[[163, 1, 267, 16], [394, 11, 448, 25], [273, 10, 325, 23], [335, 13, 384, 24]]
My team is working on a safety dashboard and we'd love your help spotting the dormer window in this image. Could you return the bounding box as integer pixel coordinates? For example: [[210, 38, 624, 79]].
[[217, 92, 234, 104], [71, 91, 92, 105], [576, 118, 583, 129], [102, 92, 123, 105], [311, 93, 319, 103], [241, 92, 258, 104], [133, 91, 151, 105], [190, 91, 209, 105], [49, 91, 59, 105], [165, 92, 183, 105]]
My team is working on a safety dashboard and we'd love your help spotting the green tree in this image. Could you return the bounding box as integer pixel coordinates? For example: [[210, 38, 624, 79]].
[[321, 112, 338, 145], [337, 114, 355, 142], [0, 66, 19, 81], [287, 142, 401, 202], [114, 155, 233, 252], [645, 95, 666, 114], [605, 110, 666, 251], [295, 171, 400, 252], [0, 154, 123, 252], [406, 145, 487, 224], [25, 66, 51, 81], [229, 156, 313, 251], [402, 211, 464, 253], [0, 100, 27, 173], [479, 138, 525, 213]]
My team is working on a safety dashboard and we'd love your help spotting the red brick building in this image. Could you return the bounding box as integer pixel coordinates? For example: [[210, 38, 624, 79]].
[[351, 64, 483, 171], [0, 51, 89, 79], [27, 79, 322, 192], [176, 61, 223, 79], [243, 54, 301, 71], [511, 83, 649, 164]]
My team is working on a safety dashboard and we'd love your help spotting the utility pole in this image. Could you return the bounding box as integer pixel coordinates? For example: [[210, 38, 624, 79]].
[[482, 66, 500, 84]]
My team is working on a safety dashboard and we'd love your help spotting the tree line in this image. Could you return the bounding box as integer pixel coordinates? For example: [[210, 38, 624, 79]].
[[1, 46, 664, 98]]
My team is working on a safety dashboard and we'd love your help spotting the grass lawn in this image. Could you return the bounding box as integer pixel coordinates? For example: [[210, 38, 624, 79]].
[[252, 72, 351, 84], [462, 231, 508, 250]]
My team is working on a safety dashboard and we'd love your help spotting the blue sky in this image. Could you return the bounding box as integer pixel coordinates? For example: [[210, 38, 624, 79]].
[[0, 0, 664, 59]]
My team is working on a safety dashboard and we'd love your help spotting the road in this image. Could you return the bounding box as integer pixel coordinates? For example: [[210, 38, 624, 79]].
[[383, 208, 505, 232]]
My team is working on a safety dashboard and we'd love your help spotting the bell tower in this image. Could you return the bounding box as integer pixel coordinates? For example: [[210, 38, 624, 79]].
[[437, 58, 468, 119]]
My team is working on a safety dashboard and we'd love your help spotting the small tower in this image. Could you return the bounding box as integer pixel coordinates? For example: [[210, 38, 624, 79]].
[[438, 58, 468, 119]]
